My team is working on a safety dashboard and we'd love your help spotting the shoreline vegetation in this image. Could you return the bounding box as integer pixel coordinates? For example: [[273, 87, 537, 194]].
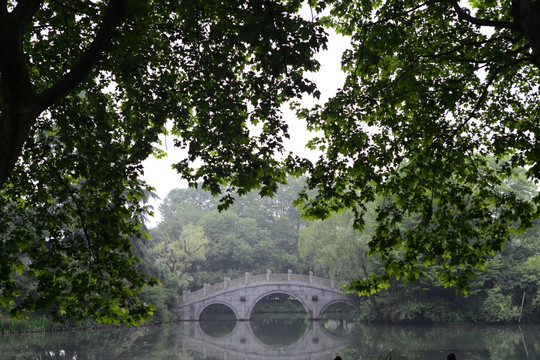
[[0, 314, 167, 335], [0, 314, 115, 334], [1, 311, 537, 335]]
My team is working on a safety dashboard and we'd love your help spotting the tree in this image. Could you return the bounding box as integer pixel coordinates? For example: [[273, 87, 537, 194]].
[[0, 0, 325, 322], [159, 188, 214, 224], [299, 209, 376, 282], [291, 0, 540, 294], [150, 183, 309, 290], [153, 224, 208, 289]]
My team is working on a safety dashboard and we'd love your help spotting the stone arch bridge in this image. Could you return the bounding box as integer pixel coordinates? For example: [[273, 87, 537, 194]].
[[178, 270, 354, 321]]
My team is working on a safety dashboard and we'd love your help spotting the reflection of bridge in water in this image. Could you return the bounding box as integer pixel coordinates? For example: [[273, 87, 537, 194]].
[[179, 270, 354, 320], [178, 320, 353, 360]]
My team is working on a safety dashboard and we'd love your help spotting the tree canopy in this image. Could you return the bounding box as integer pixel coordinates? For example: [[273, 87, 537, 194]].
[[0, 0, 324, 322], [1, 0, 540, 322], [295, 0, 540, 294]]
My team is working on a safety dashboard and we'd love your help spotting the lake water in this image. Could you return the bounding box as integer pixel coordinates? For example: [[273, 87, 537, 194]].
[[1, 316, 539, 360]]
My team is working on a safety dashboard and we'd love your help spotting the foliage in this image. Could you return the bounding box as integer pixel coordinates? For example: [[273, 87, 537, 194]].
[[298, 172, 540, 323], [141, 0, 540, 299], [0, 313, 102, 333], [0, 0, 325, 322], [481, 286, 519, 322], [153, 223, 208, 289], [299, 209, 377, 282], [3, 0, 540, 322], [148, 176, 540, 324], [148, 179, 310, 292], [137, 285, 178, 323], [292, 0, 540, 295]]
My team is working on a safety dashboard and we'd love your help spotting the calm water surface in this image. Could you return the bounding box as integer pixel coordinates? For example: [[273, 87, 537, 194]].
[[1, 316, 539, 360]]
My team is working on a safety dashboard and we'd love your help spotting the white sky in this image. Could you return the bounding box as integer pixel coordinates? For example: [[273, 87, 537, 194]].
[[141, 32, 351, 227]]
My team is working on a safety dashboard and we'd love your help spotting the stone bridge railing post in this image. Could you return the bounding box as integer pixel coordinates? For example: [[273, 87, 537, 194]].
[[245, 272, 250, 285], [224, 277, 230, 290], [287, 269, 292, 281], [309, 271, 313, 284], [266, 269, 271, 281], [182, 289, 191, 303], [331, 279, 334, 288], [203, 283, 209, 296]]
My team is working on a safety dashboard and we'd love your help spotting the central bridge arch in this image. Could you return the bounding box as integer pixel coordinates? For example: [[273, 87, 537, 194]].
[[178, 270, 354, 321], [246, 289, 311, 319]]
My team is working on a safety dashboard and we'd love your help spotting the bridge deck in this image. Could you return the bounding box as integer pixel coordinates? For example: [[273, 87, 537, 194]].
[[180, 270, 346, 304]]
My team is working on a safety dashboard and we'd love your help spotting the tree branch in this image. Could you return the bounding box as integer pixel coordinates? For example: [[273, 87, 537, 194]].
[[365, 1, 436, 28], [0, 1, 8, 17], [512, 0, 540, 68], [448, 0, 518, 30], [49, 0, 97, 17], [265, 0, 288, 74], [449, 58, 528, 140], [421, 35, 521, 63], [38, 0, 128, 108], [10, 0, 43, 32]]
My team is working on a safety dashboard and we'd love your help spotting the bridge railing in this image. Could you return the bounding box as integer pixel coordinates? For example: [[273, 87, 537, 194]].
[[180, 270, 345, 304]]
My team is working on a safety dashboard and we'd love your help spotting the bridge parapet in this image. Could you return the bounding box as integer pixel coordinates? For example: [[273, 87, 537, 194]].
[[181, 270, 344, 304]]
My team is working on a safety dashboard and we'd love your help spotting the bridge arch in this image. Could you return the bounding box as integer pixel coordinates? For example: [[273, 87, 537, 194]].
[[197, 300, 239, 322], [319, 299, 355, 316], [246, 290, 310, 319], [178, 270, 354, 321]]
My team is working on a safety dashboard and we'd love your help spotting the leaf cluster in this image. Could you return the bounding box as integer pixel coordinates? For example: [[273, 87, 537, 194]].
[[295, 0, 540, 294]]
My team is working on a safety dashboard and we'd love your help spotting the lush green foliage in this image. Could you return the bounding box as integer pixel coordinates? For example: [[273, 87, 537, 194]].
[[0, 0, 324, 323], [147, 179, 310, 295], [292, 0, 540, 295], [0, 312, 105, 334], [146, 176, 540, 324], [164, 0, 540, 297], [300, 207, 540, 324]]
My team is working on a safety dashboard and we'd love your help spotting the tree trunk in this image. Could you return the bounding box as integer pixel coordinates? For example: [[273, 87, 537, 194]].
[[0, 5, 43, 186], [513, 0, 540, 68]]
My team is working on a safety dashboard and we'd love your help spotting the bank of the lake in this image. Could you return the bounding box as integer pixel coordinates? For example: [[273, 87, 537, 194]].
[[0, 313, 164, 335], [0, 313, 102, 334]]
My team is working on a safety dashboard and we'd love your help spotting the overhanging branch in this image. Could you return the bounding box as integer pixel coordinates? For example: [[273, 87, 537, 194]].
[[448, 0, 518, 30], [38, 0, 128, 108]]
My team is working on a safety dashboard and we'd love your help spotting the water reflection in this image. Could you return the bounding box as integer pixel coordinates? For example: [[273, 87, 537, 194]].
[[180, 318, 349, 360], [198, 303, 237, 337], [1, 321, 540, 359], [322, 317, 355, 337], [346, 324, 537, 359], [249, 313, 308, 346], [198, 319, 237, 338], [322, 302, 356, 337]]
